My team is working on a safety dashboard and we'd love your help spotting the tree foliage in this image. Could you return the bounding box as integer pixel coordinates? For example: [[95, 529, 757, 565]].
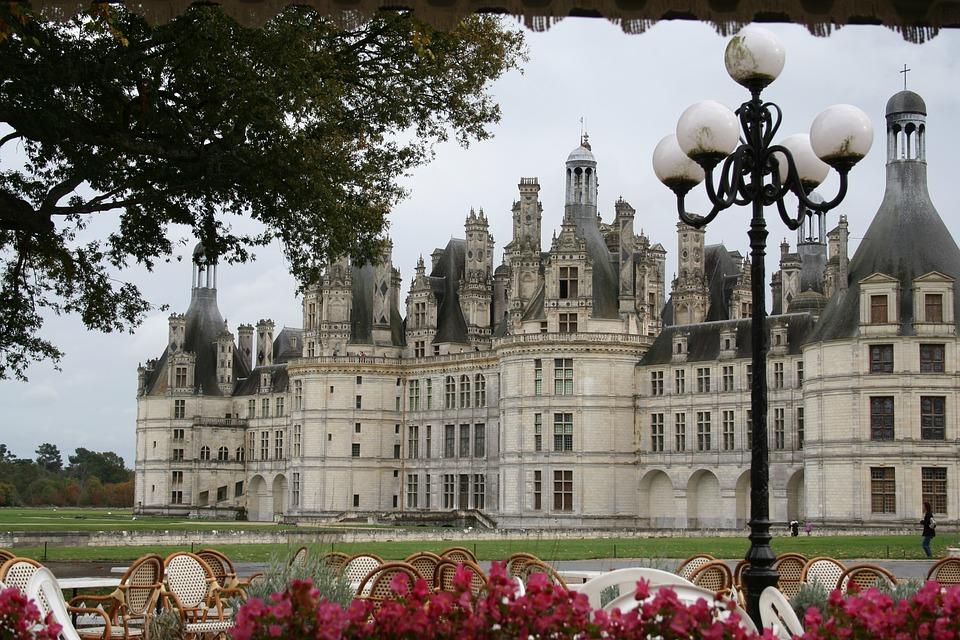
[[35, 442, 62, 472], [0, 5, 526, 379], [0, 442, 132, 506]]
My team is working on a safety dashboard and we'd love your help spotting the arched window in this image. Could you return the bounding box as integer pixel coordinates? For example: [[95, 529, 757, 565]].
[[475, 374, 486, 407], [218, 446, 229, 461], [459, 375, 471, 408], [199, 446, 210, 461], [236, 446, 245, 462], [445, 376, 456, 409]]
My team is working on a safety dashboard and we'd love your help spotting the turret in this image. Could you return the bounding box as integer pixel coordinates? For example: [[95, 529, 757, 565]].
[[516, 178, 542, 252], [216, 321, 235, 395], [168, 313, 186, 354], [671, 222, 708, 325], [824, 215, 850, 298], [405, 256, 437, 357], [461, 208, 494, 343], [564, 134, 598, 220], [237, 324, 254, 369], [319, 255, 352, 356], [372, 240, 394, 346], [256, 319, 274, 367], [615, 198, 636, 314]]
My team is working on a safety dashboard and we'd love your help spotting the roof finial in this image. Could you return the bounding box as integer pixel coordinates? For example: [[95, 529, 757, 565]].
[[900, 63, 911, 90]]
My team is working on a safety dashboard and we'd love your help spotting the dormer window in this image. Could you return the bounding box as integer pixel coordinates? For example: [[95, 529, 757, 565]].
[[925, 294, 943, 323], [859, 273, 900, 333], [559, 266, 578, 299], [671, 333, 689, 362], [870, 295, 888, 324], [912, 272, 954, 330]]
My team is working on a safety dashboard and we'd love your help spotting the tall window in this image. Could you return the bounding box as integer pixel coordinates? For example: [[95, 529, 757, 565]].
[[925, 293, 944, 322], [473, 474, 485, 509], [307, 302, 316, 329], [426, 378, 433, 409], [558, 266, 578, 299], [797, 408, 804, 450], [260, 432, 269, 459], [200, 446, 210, 461], [922, 468, 947, 514], [696, 368, 711, 393], [444, 425, 455, 458], [294, 380, 302, 410], [174, 400, 186, 419], [746, 409, 753, 449], [534, 413, 542, 451], [175, 366, 188, 388], [474, 424, 485, 458], [274, 430, 284, 459], [406, 474, 418, 509], [921, 396, 946, 440], [651, 414, 665, 452], [275, 397, 284, 417], [558, 313, 578, 333], [554, 359, 573, 395], [796, 361, 804, 386], [773, 408, 785, 450], [236, 446, 245, 462], [553, 413, 573, 452], [870, 294, 888, 323], [870, 397, 895, 441], [408, 425, 419, 459], [292, 472, 300, 506], [414, 340, 425, 358], [292, 424, 301, 457], [870, 467, 896, 513], [534, 360, 543, 396], [351, 443, 360, 457], [722, 366, 734, 392], [722, 410, 735, 450], [172, 448, 184, 461], [425, 425, 431, 459], [171, 491, 183, 504], [172, 428, 184, 440], [651, 371, 664, 396], [459, 375, 471, 408], [869, 345, 894, 373], [306, 341, 315, 357], [414, 302, 427, 327], [445, 376, 456, 409], [248, 432, 255, 460], [696, 412, 711, 451], [172, 471, 183, 484], [533, 470, 542, 510], [553, 470, 573, 511], [218, 446, 228, 461], [675, 369, 685, 394], [674, 413, 686, 452], [920, 344, 945, 373], [442, 475, 455, 509], [424, 474, 431, 509], [408, 380, 420, 411], [773, 362, 784, 389], [475, 374, 486, 406], [261, 398, 270, 418], [459, 424, 470, 457]]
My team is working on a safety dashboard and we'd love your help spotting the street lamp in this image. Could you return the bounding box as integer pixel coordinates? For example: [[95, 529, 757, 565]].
[[652, 24, 872, 627]]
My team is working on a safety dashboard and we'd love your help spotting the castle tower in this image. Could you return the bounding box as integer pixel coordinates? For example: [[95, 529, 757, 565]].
[[302, 284, 320, 357], [319, 255, 352, 356], [671, 222, 708, 324], [405, 256, 437, 357], [824, 215, 850, 299], [506, 178, 543, 329], [372, 240, 394, 346], [256, 319, 274, 367], [778, 239, 802, 312], [461, 208, 494, 343], [564, 134, 598, 219], [215, 321, 235, 394], [237, 324, 254, 369], [615, 198, 636, 316], [168, 313, 186, 354]]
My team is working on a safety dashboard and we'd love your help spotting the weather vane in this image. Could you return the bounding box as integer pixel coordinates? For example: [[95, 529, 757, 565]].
[[900, 64, 911, 90]]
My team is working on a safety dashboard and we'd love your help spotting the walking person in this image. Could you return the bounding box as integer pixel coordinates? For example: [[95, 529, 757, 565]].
[[921, 501, 936, 558]]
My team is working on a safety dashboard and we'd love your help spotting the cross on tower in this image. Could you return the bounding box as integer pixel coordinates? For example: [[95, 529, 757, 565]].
[[900, 64, 911, 90]]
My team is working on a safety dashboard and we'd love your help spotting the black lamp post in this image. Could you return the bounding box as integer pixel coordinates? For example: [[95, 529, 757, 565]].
[[652, 25, 873, 627]]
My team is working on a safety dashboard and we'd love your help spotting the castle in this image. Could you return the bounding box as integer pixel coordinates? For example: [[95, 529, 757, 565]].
[[135, 90, 958, 528]]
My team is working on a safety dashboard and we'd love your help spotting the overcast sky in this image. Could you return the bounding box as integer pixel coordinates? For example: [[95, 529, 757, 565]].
[[2, 18, 959, 467]]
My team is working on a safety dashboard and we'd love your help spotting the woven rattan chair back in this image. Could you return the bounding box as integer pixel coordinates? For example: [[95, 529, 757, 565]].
[[732, 560, 750, 590], [676, 554, 716, 580], [773, 553, 807, 600], [433, 558, 487, 596], [506, 553, 539, 578], [690, 560, 733, 592], [927, 558, 960, 586], [801, 557, 846, 590], [289, 546, 309, 568], [321, 551, 351, 573], [354, 562, 424, 612], [164, 552, 215, 610], [403, 553, 441, 590], [0, 557, 49, 611], [344, 554, 384, 588], [121, 553, 164, 617], [838, 564, 896, 593], [440, 547, 477, 565], [196, 550, 230, 587], [0, 549, 14, 563], [520, 559, 568, 590]]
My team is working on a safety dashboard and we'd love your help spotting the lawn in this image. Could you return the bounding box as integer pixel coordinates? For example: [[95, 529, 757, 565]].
[[10, 534, 954, 563]]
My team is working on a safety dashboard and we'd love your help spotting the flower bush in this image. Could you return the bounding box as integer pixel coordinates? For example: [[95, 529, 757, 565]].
[[0, 587, 61, 640], [231, 561, 960, 640]]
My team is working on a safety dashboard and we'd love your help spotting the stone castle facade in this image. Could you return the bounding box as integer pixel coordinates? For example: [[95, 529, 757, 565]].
[[135, 90, 959, 529]]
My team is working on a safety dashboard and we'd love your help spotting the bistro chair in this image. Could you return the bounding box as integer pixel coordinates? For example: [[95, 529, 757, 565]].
[[772, 553, 807, 600], [838, 564, 897, 592], [759, 585, 804, 639], [69, 553, 163, 639], [0, 548, 14, 563], [690, 560, 734, 593], [289, 546, 309, 569], [27, 567, 113, 640], [440, 546, 477, 565], [0, 556, 49, 612], [926, 557, 960, 586], [321, 551, 352, 574], [519, 558, 568, 590], [675, 553, 716, 580], [353, 562, 424, 614], [343, 554, 384, 594], [162, 552, 241, 639], [433, 558, 487, 597], [403, 552, 441, 590], [801, 557, 846, 591], [198, 548, 261, 591], [505, 552, 540, 579]]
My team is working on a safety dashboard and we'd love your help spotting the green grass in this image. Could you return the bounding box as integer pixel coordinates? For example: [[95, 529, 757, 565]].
[[11, 534, 955, 564]]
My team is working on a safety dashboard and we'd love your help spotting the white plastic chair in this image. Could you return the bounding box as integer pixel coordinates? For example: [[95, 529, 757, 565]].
[[604, 582, 758, 635], [759, 585, 804, 640], [579, 568, 694, 610], [26, 567, 115, 640]]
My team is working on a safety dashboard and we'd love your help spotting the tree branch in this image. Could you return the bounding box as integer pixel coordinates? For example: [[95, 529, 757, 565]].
[[0, 132, 22, 148]]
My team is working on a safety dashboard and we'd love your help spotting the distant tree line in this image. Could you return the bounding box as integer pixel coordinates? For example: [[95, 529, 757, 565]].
[[0, 443, 133, 507]]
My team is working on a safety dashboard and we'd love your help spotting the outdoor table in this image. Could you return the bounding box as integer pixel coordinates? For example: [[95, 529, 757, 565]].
[[58, 577, 122, 626], [557, 569, 605, 584]]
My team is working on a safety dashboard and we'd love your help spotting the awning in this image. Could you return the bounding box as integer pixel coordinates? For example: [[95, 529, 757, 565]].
[[29, 0, 960, 41]]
